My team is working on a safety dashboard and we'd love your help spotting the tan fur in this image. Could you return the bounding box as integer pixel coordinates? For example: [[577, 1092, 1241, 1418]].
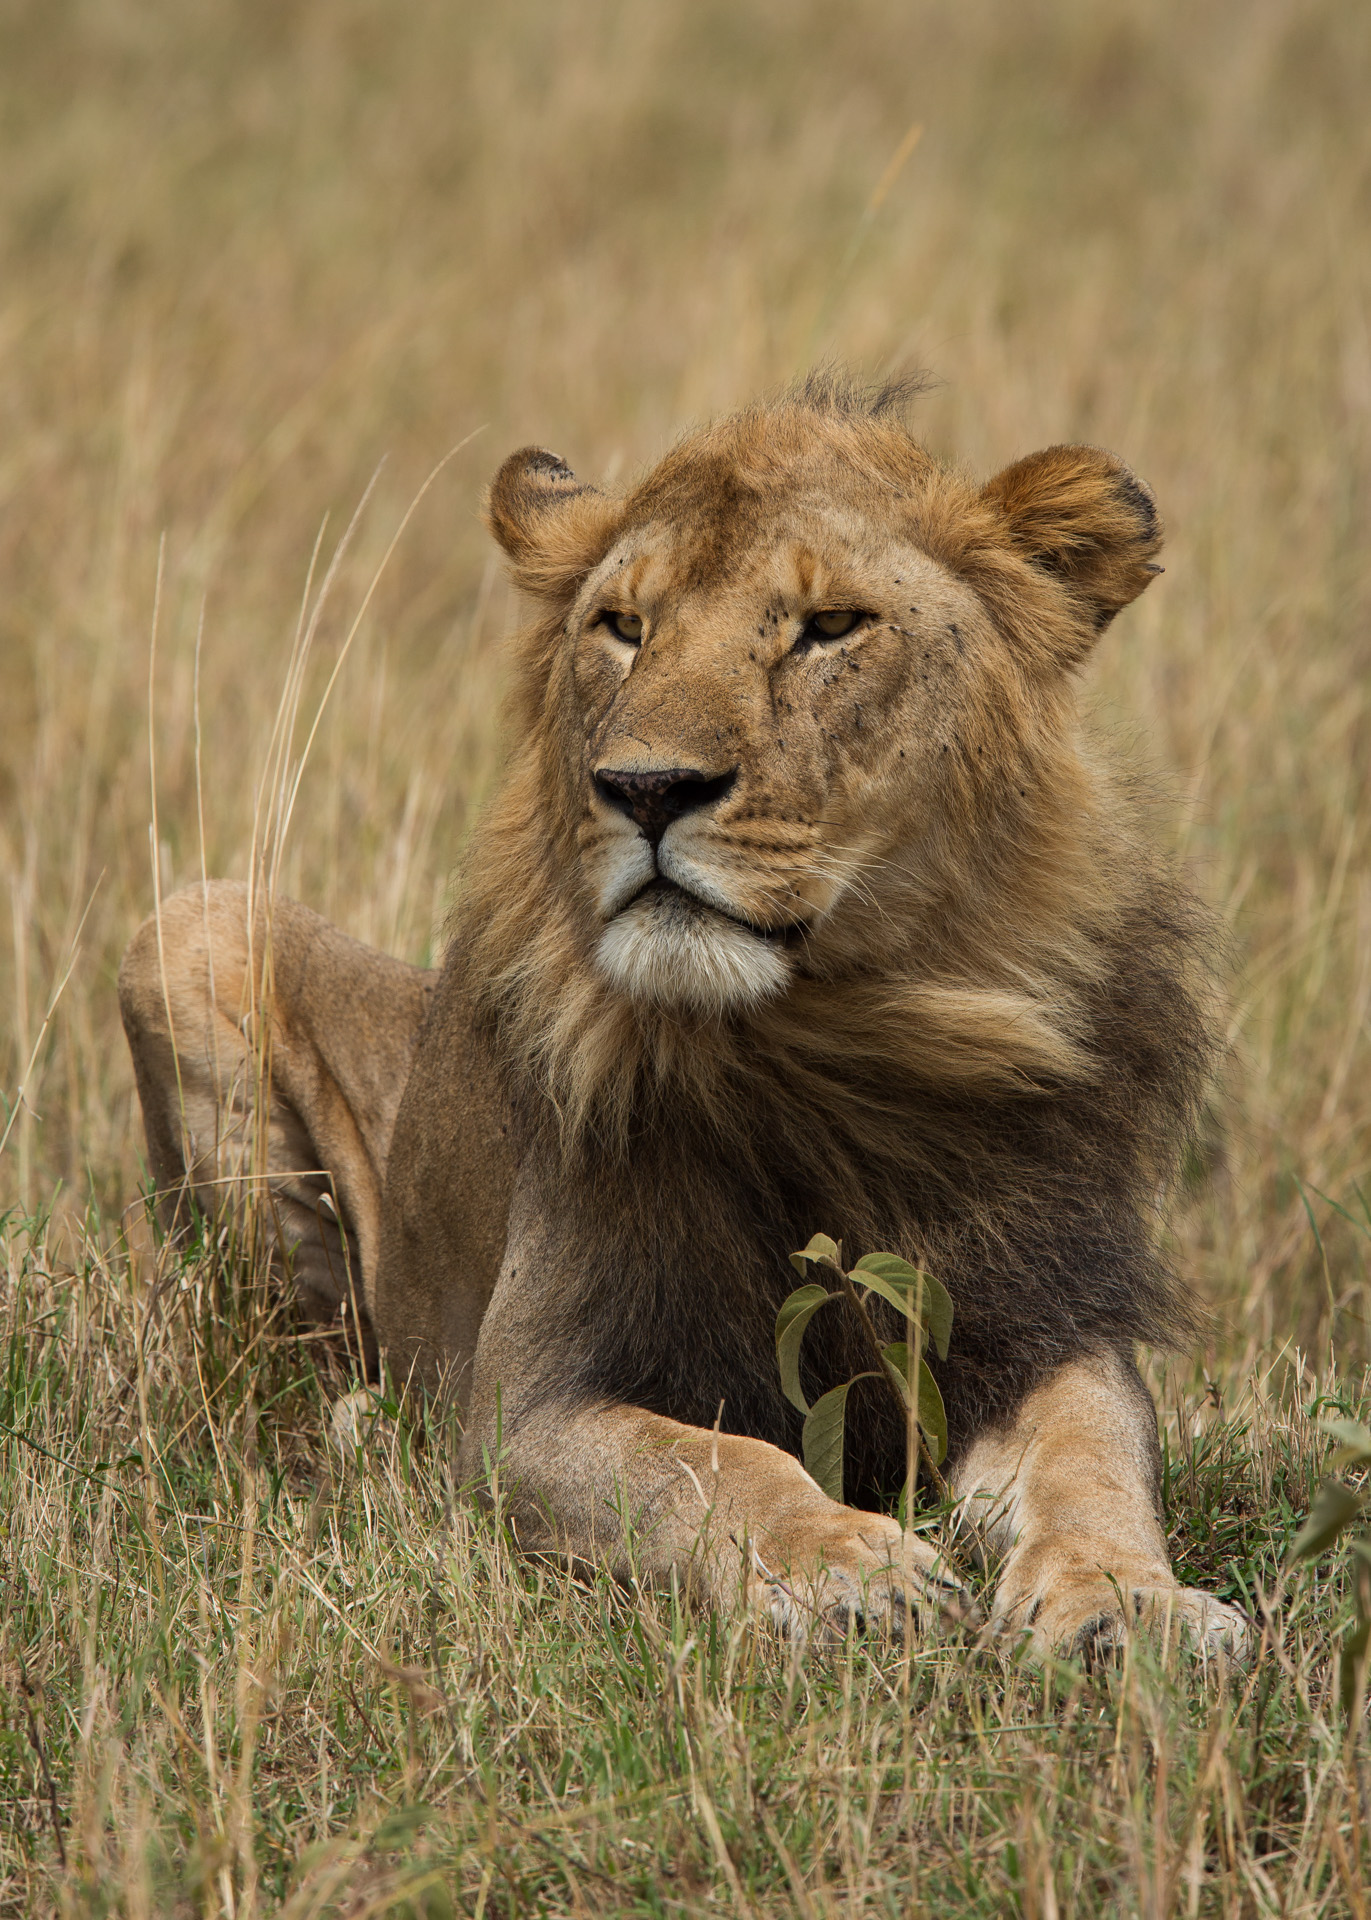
[[955, 1353, 1244, 1660], [121, 382, 1248, 1656], [119, 883, 431, 1353]]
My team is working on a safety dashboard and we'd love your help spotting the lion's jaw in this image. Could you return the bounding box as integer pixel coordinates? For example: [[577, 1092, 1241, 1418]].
[[595, 876, 792, 1015], [586, 803, 796, 1012]]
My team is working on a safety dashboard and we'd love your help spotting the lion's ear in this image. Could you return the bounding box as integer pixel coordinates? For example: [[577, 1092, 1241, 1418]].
[[485, 446, 622, 599], [980, 444, 1163, 635]]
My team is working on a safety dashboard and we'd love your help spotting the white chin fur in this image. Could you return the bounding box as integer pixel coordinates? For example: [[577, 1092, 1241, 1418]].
[[596, 890, 790, 1015]]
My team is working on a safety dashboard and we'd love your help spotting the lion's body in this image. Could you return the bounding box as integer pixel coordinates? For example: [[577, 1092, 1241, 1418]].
[[379, 859, 1206, 1502], [121, 379, 1247, 1655]]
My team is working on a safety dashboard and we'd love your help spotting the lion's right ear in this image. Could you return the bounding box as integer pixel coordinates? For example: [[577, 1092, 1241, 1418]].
[[485, 447, 623, 600]]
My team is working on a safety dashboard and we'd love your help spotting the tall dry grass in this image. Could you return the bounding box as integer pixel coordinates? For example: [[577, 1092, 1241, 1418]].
[[2, 1, 1371, 1910], [3, 0, 1369, 1367]]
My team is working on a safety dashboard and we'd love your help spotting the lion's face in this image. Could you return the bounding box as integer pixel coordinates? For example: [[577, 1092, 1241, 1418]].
[[486, 398, 1163, 1019], [568, 509, 991, 1014]]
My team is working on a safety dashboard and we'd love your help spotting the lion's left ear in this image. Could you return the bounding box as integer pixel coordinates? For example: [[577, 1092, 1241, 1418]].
[[485, 446, 623, 600], [980, 444, 1163, 634]]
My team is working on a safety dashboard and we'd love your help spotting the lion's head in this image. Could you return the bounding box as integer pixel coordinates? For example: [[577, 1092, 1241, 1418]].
[[470, 378, 1166, 1102]]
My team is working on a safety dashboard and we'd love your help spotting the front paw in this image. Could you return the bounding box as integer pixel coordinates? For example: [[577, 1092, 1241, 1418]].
[[752, 1519, 977, 1642], [327, 1385, 391, 1461], [993, 1567, 1251, 1664]]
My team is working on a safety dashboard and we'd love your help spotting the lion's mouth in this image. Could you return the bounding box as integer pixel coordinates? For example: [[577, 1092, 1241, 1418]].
[[624, 876, 808, 949]]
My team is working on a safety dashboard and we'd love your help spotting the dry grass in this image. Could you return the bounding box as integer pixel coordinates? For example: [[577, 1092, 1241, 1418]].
[[2, 0, 1371, 1911]]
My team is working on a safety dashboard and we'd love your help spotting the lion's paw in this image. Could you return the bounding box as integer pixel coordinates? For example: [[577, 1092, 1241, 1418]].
[[753, 1523, 976, 1643], [327, 1386, 391, 1462], [993, 1569, 1251, 1665]]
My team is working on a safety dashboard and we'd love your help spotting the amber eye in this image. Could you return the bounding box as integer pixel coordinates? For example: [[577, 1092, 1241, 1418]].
[[800, 608, 863, 645], [603, 610, 643, 643]]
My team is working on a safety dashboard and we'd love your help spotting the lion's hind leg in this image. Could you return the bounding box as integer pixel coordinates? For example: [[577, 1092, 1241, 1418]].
[[118, 881, 433, 1347], [953, 1350, 1250, 1664]]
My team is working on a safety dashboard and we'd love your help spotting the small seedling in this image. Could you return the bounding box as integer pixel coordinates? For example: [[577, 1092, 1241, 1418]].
[[776, 1233, 953, 1511]]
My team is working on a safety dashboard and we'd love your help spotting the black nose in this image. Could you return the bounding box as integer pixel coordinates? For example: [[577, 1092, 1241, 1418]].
[[594, 766, 738, 846]]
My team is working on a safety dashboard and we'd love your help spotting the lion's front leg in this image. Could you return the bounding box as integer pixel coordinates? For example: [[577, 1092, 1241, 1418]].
[[452, 1206, 967, 1637], [461, 1396, 967, 1639], [952, 1350, 1249, 1662]]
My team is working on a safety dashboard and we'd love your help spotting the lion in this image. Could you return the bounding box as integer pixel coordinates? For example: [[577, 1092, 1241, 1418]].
[[120, 375, 1249, 1659]]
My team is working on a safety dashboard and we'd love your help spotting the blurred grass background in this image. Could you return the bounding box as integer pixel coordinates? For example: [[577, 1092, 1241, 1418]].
[[2, 2, 1371, 1910], [4, 0, 1370, 1368]]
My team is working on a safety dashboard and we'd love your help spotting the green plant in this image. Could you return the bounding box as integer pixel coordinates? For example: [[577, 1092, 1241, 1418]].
[[3, 1, 1370, 1905], [775, 1232, 953, 1509], [1287, 1417, 1371, 1711]]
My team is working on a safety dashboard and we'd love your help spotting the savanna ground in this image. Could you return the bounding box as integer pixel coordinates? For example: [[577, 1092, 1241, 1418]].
[[2, 1, 1370, 1912]]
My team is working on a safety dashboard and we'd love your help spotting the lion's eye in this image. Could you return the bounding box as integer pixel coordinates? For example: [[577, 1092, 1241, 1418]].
[[603, 610, 644, 643], [800, 609, 863, 645]]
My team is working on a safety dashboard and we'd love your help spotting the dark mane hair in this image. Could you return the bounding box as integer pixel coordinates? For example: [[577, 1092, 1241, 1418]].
[[790, 365, 940, 422]]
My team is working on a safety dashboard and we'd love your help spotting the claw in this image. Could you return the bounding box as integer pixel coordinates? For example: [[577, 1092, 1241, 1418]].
[[993, 1580, 1252, 1665]]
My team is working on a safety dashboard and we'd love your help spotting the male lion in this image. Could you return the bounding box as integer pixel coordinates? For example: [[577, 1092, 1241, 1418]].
[[121, 377, 1249, 1658]]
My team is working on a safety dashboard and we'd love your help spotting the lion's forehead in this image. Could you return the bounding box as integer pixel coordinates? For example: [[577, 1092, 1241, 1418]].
[[585, 502, 946, 617]]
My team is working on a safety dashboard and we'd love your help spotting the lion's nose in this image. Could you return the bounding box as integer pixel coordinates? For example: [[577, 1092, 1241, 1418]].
[[593, 766, 737, 846]]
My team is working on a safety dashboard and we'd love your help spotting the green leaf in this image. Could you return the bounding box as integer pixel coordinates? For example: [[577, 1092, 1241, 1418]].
[[1288, 1477, 1366, 1562], [879, 1340, 915, 1409], [775, 1284, 837, 1415], [789, 1232, 841, 1278], [917, 1358, 949, 1465], [878, 1343, 948, 1466], [1321, 1418, 1371, 1469], [851, 1253, 954, 1360], [1341, 1615, 1371, 1715], [803, 1380, 862, 1502], [896, 1477, 911, 1529]]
